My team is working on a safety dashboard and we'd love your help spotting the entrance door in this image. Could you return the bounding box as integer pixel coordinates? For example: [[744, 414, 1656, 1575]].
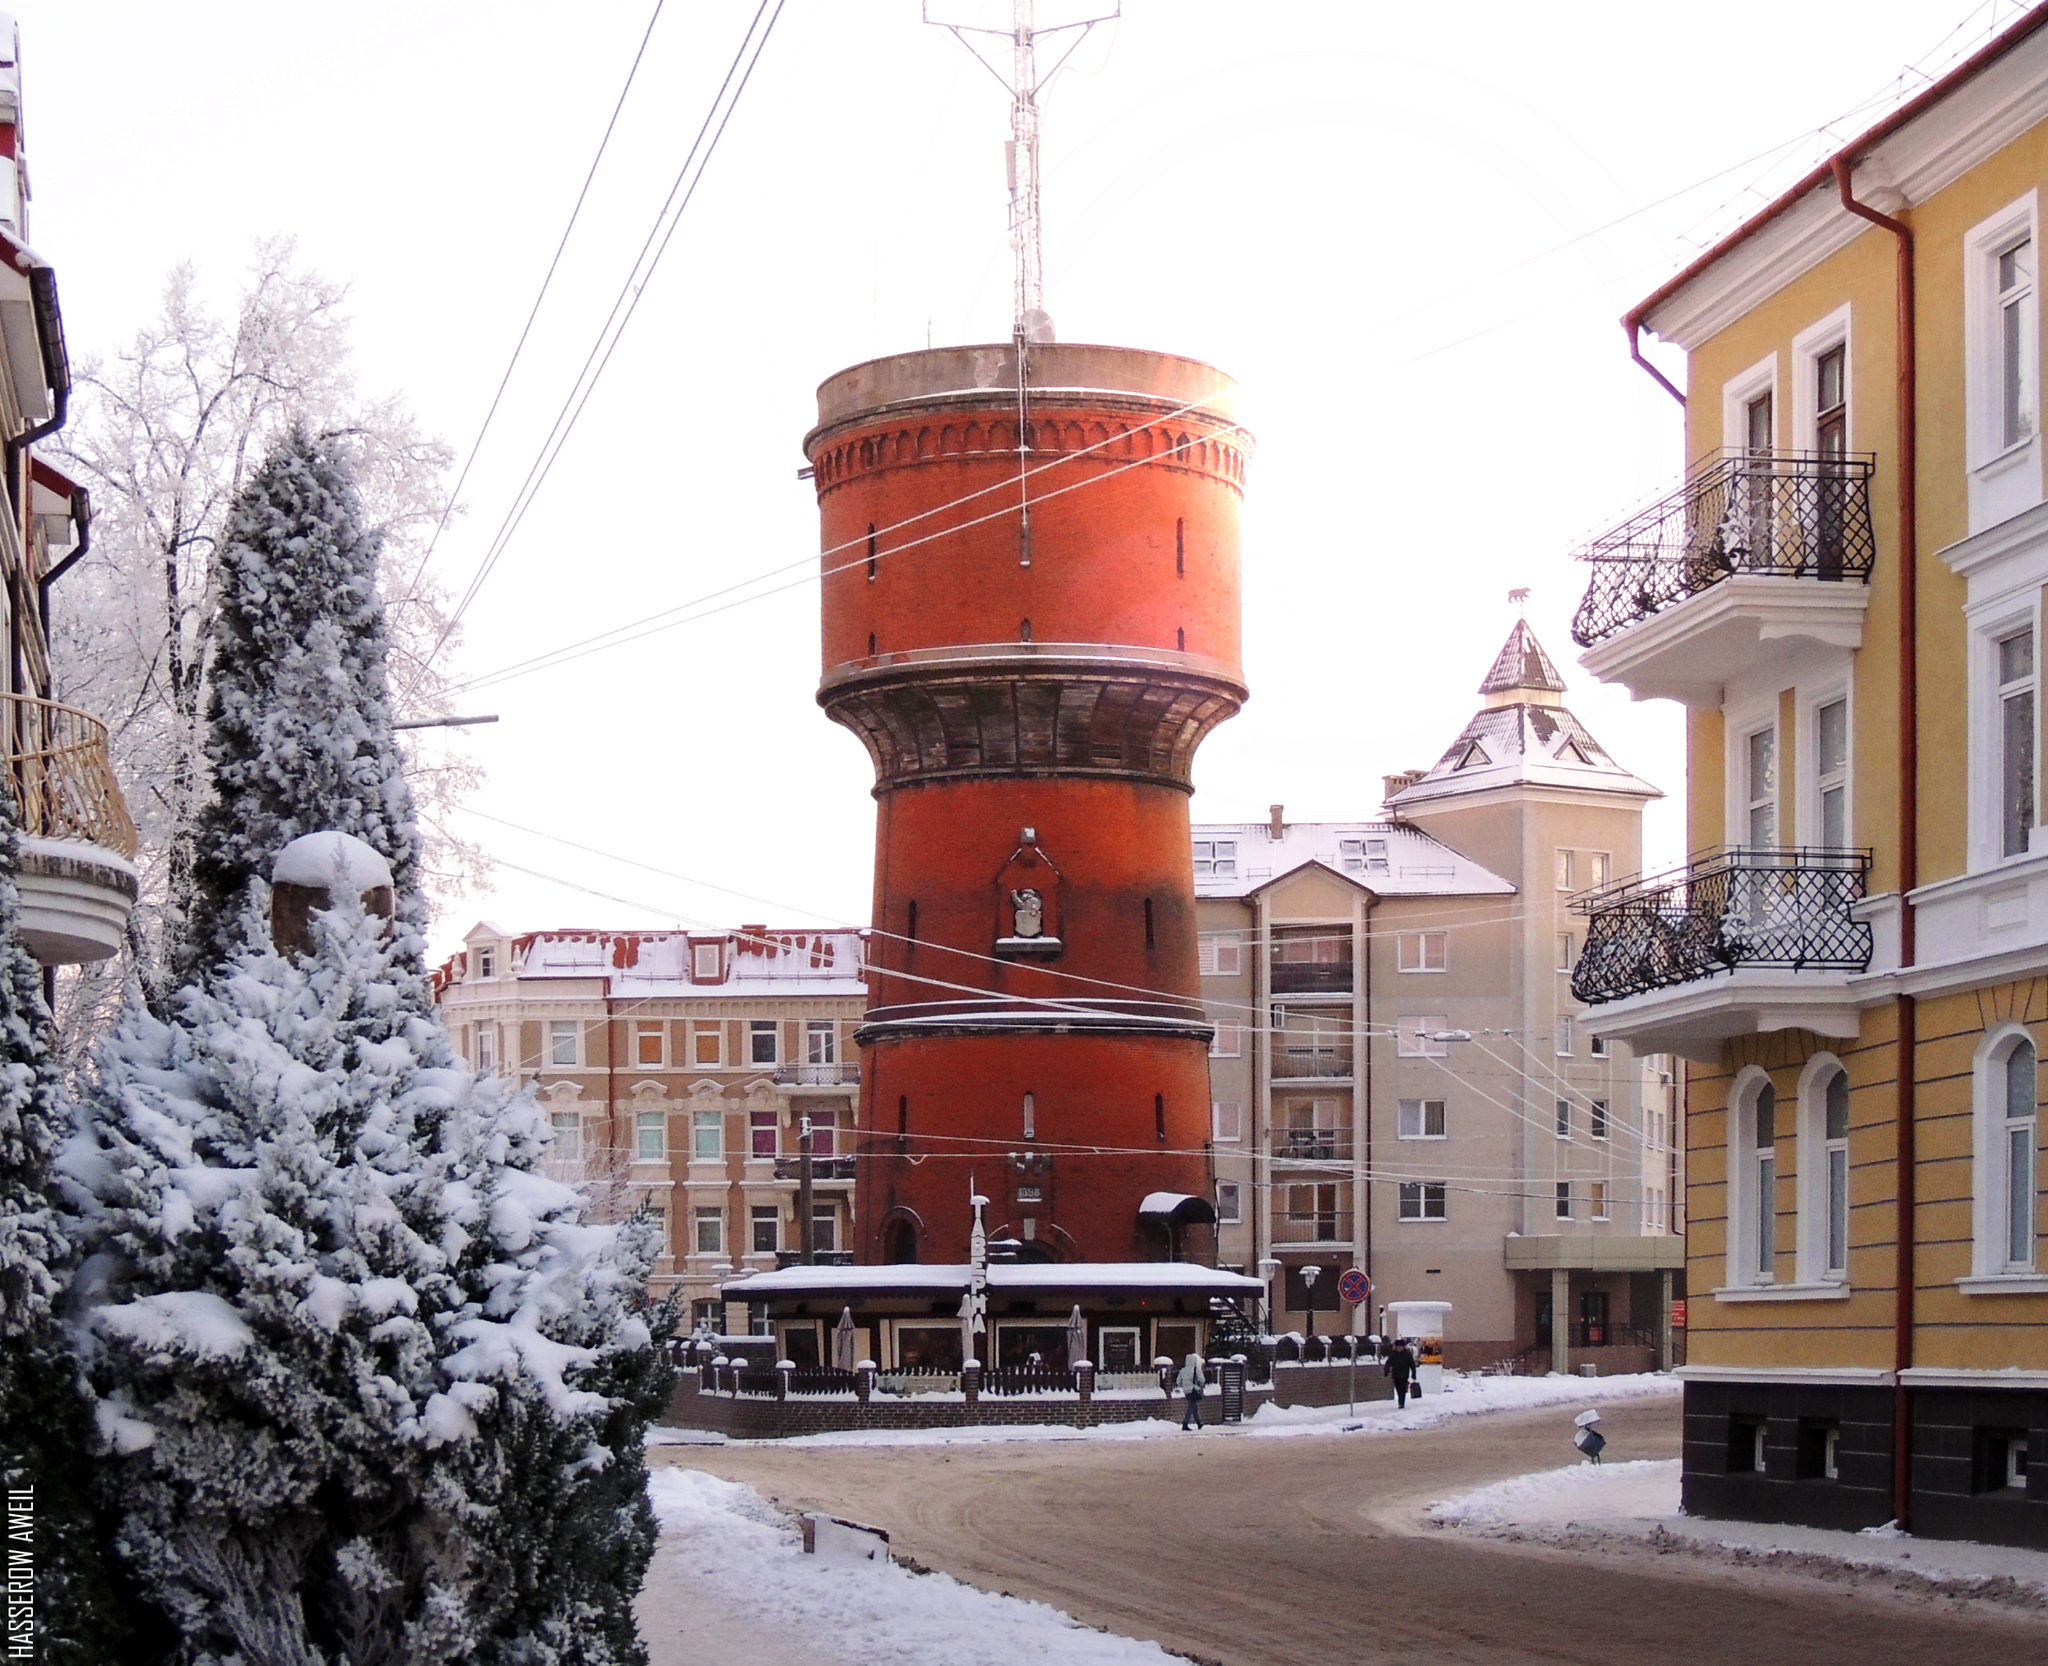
[[781, 1323, 822, 1368], [1578, 1289, 1609, 1349], [1098, 1326, 1142, 1372]]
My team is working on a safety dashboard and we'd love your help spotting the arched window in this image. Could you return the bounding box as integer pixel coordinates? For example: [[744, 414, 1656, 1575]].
[[1795, 1055, 1849, 1285], [887, 1220, 918, 1265], [1825, 1069, 1851, 1276], [1970, 1025, 2042, 1281], [1727, 1066, 1781, 1289], [1753, 1082, 1778, 1282]]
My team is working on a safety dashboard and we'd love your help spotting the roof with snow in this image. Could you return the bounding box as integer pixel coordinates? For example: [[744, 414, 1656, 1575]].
[[436, 926, 868, 1000], [725, 1262, 1265, 1299], [1388, 623, 1660, 811], [1192, 821, 1513, 900]]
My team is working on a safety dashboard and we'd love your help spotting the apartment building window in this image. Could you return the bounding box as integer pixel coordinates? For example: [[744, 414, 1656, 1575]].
[[549, 1112, 580, 1161], [2006, 1036, 2038, 1270], [1555, 1099, 1571, 1139], [750, 1108, 777, 1159], [808, 1112, 837, 1159], [806, 1020, 837, 1066], [1555, 1182, 1572, 1220], [1588, 853, 1610, 887], [692, 1109, 722, 1159], [1198, 933, 1244, 976], [1586, 1099, 1607, 1140], [1192, 839, 1237, 879], [1754, 1082, 1779, 1281], [1216, 1182, 1242, 1224], [635, 1110, 665, 1160], [1212, 1100, 1242, 1142], [1646, 1186, 1665, 1231], [1556, 933, 1574, 973], [1397, 1016, 1448, 1058], [1286, 1183, 1341, 1239], [1588, 1031, 1608, 1058], [1590, 1181, 1609, 1222], [1815, 342, 1847, 457], [811, 1204, 838, 1254], [546, 1019, 576, 1067], [1817, 697, 1849, 846], [1398, 1183, 1446, 1222], [694, 1207, 723, 1255], [750, 1019, 778, 1066], [693, 1021, 722, 1068], [2002, 237, 2037, 450], [2000, 626, 2035, 859], [475, 1026, 496, 1073], [1746, 725, 1778, 847], [1397, 1098, 1446, 1139], [1555, 1017, 1574, 1056], [1397, 931, 1447, 973], [1825, 1068, 1851, 1277], [636, 1021, 664, 1069], [1555, 849, 1573, 891], [1209, 1021, 1242, 1059], [751, 1205, 779, 1254], [1282, 1098, 1341, 1159]]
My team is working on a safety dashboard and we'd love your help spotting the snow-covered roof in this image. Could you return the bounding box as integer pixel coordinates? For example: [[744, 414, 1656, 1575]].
[[1388, 621, 1660, 810], [1192, 822, 1513, 900], [471, 926, 868, 998], [727, 1262, 1264, 1297]]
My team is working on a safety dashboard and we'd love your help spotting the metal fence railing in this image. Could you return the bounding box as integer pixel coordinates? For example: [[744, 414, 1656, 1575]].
[[1, 694, 137, 858]]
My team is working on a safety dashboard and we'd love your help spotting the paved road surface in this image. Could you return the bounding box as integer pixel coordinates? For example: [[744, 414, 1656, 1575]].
[[659, 1397, 2045, 1666]]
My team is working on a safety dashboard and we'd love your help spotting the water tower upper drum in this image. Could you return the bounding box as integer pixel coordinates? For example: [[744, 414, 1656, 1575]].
[[804, 342, 1251, 1266]]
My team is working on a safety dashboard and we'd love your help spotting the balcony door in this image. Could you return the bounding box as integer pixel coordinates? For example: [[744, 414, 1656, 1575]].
[[1814, 345, 1847, 579], [1742, 391, 1774, 565]]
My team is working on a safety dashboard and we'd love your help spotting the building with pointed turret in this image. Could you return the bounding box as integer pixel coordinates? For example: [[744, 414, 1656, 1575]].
[[1198, 620, 1685, 1370]]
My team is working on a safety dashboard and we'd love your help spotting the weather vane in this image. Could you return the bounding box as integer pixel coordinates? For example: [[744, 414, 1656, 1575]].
[[1508, 587, 1531, 616]]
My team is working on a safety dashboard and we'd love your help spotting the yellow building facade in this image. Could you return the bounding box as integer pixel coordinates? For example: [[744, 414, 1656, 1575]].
[[1574, 10, 2048, 1544]]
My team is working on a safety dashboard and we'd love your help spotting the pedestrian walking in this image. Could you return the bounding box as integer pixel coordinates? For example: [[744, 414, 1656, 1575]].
[[1177, 1352, 1207, 1430], [1387, 1340, 1417, 1409]]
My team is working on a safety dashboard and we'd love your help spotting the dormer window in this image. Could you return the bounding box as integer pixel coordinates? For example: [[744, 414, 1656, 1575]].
[[692, 940, 723, 981], [477, 948, 494, 979], [1454, 742, 1488, 770], [1192, 838, 1237, 879]]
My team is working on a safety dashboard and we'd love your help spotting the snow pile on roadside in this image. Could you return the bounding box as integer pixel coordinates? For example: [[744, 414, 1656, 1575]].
[[1429, 1459, 1678, 1528], [644, 1468, 1178, 1663], [1243, 1369, 1680, 1439]]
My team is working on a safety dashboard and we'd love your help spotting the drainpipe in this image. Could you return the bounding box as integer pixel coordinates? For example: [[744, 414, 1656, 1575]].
[[1623, 312, 1686, 408], [37, 486, 88, 674], [1362, 892, 1376, 1298], [1832, 155, 1917, 1531], [605, 986, 619, 1198]]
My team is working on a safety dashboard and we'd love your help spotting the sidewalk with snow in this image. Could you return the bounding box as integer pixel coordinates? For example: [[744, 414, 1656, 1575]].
[[637, 1468, 1180, 1666], [1430, 1457, 2048, 1603]]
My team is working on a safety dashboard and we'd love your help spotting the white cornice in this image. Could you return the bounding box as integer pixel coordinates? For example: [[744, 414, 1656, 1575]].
[[1673, 1364, 1895, 1386], [1899, 1365, 2048, 1388], [1935, 494, 2048, 578], [1647, 29, 2048, 352]]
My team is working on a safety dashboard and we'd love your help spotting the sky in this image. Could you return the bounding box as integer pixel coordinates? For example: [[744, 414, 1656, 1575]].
[[15, 0, 2034, 960]]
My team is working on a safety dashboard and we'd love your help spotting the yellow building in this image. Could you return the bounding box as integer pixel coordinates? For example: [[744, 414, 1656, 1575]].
[[1573, 10, 2048, 1544]]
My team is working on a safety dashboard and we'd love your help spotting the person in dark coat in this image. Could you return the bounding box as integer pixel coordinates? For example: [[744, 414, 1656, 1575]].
[[1387, 1340, 1418, 1409]]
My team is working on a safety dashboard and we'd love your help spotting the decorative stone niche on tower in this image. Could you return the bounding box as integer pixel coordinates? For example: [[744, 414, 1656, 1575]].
[[805, 342, 1252, 1265]]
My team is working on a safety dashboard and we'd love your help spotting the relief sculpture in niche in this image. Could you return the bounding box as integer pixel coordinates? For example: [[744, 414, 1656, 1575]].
[[1010, 888, 1045, 939], [995, 830, 1063, 958]]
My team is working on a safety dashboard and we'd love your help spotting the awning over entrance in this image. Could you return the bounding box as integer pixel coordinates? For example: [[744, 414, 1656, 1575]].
[[1138, 1191, 1218, 1226]]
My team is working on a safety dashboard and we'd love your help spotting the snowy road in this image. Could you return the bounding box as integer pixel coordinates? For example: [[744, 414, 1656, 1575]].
[[654, 1378, 2046, 1666]]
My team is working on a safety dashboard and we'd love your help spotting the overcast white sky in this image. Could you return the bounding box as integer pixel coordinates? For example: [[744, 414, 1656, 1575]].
[[16, 1, 2027, 959]]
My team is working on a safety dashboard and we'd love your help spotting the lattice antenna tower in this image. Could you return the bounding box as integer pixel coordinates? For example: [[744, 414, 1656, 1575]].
[[926, 0, 1119, 344]]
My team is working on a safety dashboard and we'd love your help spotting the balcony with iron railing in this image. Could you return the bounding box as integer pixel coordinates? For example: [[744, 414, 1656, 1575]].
[[1570, 450, 1877, 706], [1571, 846, 1874, 1060], [772, 1155, 858, 1181], [1271, 1043, 1352, 1080], [1, 694, 139, 965], [774, 1061, 861, 1088], [1271, 1209, 1353, 1246], [1269, 1129, 1354, 1166]]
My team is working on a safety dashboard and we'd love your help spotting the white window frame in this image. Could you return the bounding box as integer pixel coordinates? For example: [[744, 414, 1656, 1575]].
[[1721, 351, 1779, 455], [549, 1111, 581, 1162], [1555, 1098, 1570, 1140], [749, 1019, 778, 1067], [1192, 838, 1239, 880], [475, 1025, 496, 1073], [1723, 691, 1780, 849], [1396, 931, 1447, 974], [692, 1107, 723, 1160], [693, 1020, 723, 1070], [1212, 1100, 1242, 1143], [693, 940, 723, 981], [806, 1020, 837, 1066], [1556, 932, 1575, 973], [750, 1204, 780, 1255], [1970, 1022, 2041, 1280], [549, 1018, 579, 1068], [1397, 1016, 1448, 1058], [1216, 1181, 1242, 1224], [1965, 193, 2043, 520], [1555, 1016, 1574, 1057], [1795, 1053, 1851, 1285], [1789, 304, 1853, 455], [1198, 932, 1245, 977], [635, 1108, 666, 1161], [1209, 1020, 1242, 1059], [1726, 1065, 1779, 1289], [1801, 680, 1853, 851], [1590, 1099, 1609, 1141], [1397, 1097, 1447, 1140], [1968, 592, 2044, 870], [1554, 849, 1574, 892], [1397, 1181, 1446, 1222], [1590, 1180, 1609, 1222], [1554, 1181, 1572, 1220], [694, 1207, 724, 1255], [635, 1020, 665, 1070]]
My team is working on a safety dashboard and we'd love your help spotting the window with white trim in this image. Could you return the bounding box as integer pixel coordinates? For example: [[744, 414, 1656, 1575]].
[[2000, 235, 2037, 452], [477, 947, 495, 979], [1398, 1182, 1446, 1222], [1590, 1100, 1609, 1140], [636, 1021, 664, 1069], [1825, 1068, 1850, 1277], [1192, 839, 1237, 879], [1731, 1074, 1780, 1285], [1555, 1099, 1570, 1140], [749, 1019, 778, 1066], [692, 1108, 722, 1159], [1397, 1016, 1448, 1058], [1209, 1021, 1242, 1059], [1554, 849, 1574, 891], [693, 1021, 722, 1068], [806, 1020, 837, 1066], [1817, 697, 1850, 847], [1198, 933, 1244, 976], [1556, 933, 1574, 973], [636, 1109, 665, 1160], [750, 1107, 777, 1159], [693, 941, 723, 980], [475, 1026, 496, 1073], [1212, 1100, 1242, 1142], [1555, 1017, 1574, 1057], [1216, 1181, 1242, 1224], [2000, 625, 2035, 859], [1397, 1097, 1446, 1139], [694, 1207, 723, 1254], [751, 1204, 779, 1253], [1590, 1180, 1609, 1221], [1588, 1031, 1608, 1058], [1554, 1181, 1571, 1220], [1397, 931, 1447, 973], [1338, 837, 1389, 875], [549, 1019, 578, 1068], [549, 1111, 580, 1162], [2004, 1035, 2038, 1271], [1746, 725, 1778, 847]]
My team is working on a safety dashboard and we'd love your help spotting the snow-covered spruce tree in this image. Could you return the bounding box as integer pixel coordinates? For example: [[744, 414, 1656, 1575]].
[[180, 425, 424, 990], [0, 788, 133, 1664], [66, 861, 667, 1665]]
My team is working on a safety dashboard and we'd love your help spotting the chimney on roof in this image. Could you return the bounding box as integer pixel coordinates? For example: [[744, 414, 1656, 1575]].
[[1268, 804, 1285, 839], [1382, 769, 1426, 806]]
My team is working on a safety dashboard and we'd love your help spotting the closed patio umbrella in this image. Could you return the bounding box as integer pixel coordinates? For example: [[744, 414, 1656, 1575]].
[[1066, 1305, 1087, 1372], [833, 1306, 858, 1372]]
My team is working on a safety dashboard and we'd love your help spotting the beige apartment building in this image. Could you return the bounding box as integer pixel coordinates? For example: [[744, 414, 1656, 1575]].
[[1197, 622, 1684, 1368], [432, 923, 867, 1323]]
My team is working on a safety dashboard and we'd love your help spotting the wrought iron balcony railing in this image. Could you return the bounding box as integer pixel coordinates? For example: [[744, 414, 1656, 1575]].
[[772, 1155, 857, 1181], [1570, 450, 1876, 649], [1570, 846, 1872, 1005], [1271, 1046, 1353, 1080], [774, 1061, 861, 1087], [1270, 1130, 1353, 1165], [2, 694, 137, 858]]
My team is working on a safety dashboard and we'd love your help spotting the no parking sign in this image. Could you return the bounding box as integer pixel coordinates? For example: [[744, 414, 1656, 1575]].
[[1337, 1268, 1371, 1305]]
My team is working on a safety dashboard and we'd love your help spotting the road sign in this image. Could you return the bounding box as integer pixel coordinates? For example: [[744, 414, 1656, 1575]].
[[1670, 1299, 1687, 1329], [1338, 1268, 1371, 1305]]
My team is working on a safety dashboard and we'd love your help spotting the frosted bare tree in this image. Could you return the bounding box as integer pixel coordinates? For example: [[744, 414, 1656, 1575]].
[[45, 238, 486, 1041]]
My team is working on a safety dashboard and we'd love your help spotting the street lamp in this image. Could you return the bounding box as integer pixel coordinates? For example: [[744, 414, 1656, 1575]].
[[1257, 1256, 1280, 1334], [1300, 1263, 1324, 1343]]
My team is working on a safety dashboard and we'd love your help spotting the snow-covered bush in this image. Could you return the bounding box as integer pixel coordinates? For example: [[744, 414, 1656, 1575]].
[[65, 876, 667, 1664]]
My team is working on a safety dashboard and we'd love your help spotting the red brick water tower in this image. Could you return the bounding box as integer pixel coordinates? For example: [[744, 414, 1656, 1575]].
[[803, 342, 1252, 1265]]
